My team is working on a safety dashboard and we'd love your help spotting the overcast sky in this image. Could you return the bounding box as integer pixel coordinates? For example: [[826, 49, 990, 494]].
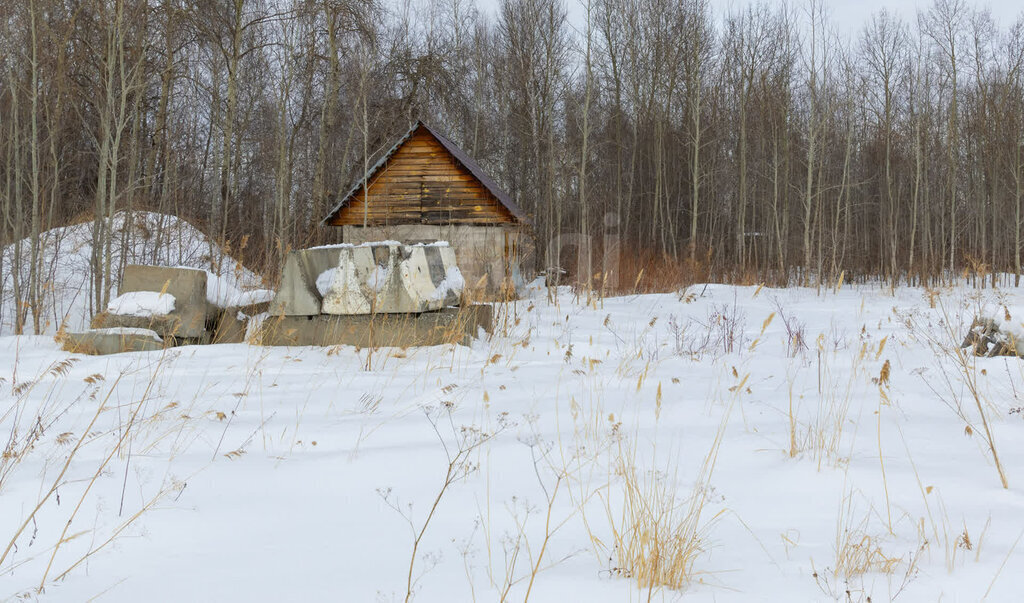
[[763, 0, 1023, 35], [475, 0, 1024, 40]]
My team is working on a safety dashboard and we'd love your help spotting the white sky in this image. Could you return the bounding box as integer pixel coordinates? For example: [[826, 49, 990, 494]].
[[475, 0, 1024, 39], [779, 0, 1023, 35]]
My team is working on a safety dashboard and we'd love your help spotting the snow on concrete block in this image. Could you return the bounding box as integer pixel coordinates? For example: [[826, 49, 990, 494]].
[[200, 268, 274, 310], [107, 291, 176, 317], [119, 265, 208, 338], [318, 248, 374, 315]]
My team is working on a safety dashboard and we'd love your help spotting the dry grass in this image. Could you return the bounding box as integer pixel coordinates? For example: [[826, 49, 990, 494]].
[[0, 340, 288, 595], [600, 407, 731, 593], [605, 248, 707, 295], [0, 350, 195, 595], [831, 491, 902, 581], [378, 404, 503, 603], [1, 358, 82, 492], [810, 487, 927, 602], [787, 338, 867, 468], [904, 296, 1009, 489]]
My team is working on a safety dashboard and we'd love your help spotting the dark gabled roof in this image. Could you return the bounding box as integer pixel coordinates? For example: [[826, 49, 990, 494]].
[[321, 120, 528, 225]]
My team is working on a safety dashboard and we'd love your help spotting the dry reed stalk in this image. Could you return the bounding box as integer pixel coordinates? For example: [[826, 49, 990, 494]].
[[931, 299, 1009, 489], [0, 374, 125, 570]]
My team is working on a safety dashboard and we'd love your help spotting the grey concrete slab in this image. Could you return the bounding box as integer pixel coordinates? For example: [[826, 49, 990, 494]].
[[61, 328, 165, 355], [117, 265, 208, 338], [269, 247, 345, 316]]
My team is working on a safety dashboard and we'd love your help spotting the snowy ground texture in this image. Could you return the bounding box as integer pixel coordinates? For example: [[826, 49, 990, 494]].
[[2, 281, 1024, 601]]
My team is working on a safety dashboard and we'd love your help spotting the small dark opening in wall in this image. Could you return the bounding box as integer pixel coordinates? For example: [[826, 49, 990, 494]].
[[307, 315, 314, 321]]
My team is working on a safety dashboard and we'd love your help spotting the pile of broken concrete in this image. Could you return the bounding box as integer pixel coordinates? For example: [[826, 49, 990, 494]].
[[961, 317, 1024, 357], [60, 242, 492, 354], [61, 265, 271, 355]]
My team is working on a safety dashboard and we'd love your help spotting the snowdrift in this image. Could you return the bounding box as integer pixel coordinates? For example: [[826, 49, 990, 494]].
[[0, 212, 267, 335]]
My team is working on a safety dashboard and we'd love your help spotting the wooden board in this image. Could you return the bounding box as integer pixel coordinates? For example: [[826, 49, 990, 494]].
[[329, 127, 516, 227]]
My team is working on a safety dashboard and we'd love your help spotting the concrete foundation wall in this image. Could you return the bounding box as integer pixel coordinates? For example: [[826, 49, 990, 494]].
[[258, 305, 493, 348]]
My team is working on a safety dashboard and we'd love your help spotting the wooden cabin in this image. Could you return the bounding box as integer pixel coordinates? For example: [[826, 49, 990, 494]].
[[322, 121, 532, 298]]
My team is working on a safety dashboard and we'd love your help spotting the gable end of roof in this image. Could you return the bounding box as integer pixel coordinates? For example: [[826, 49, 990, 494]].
[[321, 121, 528, 226]]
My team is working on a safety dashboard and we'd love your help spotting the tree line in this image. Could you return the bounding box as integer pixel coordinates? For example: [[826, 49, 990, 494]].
[[2, 0, 1024, 333]]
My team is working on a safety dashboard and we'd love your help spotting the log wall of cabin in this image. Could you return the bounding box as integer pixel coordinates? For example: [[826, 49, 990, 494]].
[[329, 128, 516, 226]]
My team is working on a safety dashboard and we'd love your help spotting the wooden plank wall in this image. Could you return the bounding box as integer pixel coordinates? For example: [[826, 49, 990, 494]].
[[329, 127, 516, 226]]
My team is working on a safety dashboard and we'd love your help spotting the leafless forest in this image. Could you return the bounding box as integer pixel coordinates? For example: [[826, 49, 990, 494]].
[[2, 0, 1024, 334]]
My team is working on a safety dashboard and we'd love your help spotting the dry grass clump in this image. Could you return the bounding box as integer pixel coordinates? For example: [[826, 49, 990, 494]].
[[833, 527, 902, 580], [812, 489, 918, 601], [601, 417, 729, 592], [607, 459, 710, 590], [785, 338, 868, 468]]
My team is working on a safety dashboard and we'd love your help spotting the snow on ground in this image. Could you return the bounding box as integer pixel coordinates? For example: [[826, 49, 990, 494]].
[[0, 212, 267, 334], [106, 291, 176, 317], [2, 282, 1024, 601]]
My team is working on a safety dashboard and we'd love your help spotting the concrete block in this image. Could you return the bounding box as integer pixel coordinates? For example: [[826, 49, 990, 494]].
[[271, 243, 464, 316], [118, 265, 208, 338], [320, 244, 461, 315], [269, 247, 345, 316], [61, 328, 165, 355]]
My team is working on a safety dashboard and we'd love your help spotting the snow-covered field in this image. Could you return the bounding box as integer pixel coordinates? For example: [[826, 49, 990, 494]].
[[2, 281, 1024, 601]]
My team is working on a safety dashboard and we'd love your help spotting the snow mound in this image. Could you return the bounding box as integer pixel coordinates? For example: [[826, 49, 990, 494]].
[[107, 292, 176, 317], [990, 306, 1024, 340], [1, 211, 267, 334]]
